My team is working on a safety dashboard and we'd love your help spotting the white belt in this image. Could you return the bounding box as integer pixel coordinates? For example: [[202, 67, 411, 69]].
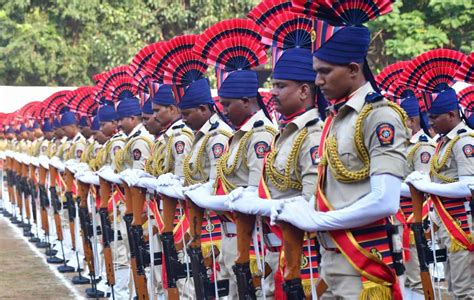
[[222, 222, 237, 235], [264, 233, 282, 248]]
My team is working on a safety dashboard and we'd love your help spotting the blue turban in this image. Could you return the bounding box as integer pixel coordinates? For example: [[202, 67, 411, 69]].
[[33, 121, 40, 129], [52, 118, 61, 129], [79, 116, 90, 127], [6, 127, 14, 134], [98, 103, 118, 122], [178, 78, 214, 110], [152, 84, 176, 106], [273, 48, 316, 82], [19, 124, 27, 133], [400, 96, 420, 118], [60, 111, 78, 127], [142, 99, 153, 115], [91, 116, 100, 131], [427, 88, 459, 115], [313, 25, 370, 65], [43, 119, 53, 132], [117, 97, 142, 119], [218, 70, 259, 99]]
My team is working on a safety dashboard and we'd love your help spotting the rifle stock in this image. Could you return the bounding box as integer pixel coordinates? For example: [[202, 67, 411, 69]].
[[409, 184, 435, 300], [99, 178, 115, 286]]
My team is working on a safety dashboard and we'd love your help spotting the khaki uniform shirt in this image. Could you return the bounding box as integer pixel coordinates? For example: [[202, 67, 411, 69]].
[[406, 129, 436, 175], [266, 108, 323, 200], [431, 122, 474, 183], [151, 119, 193, 178], [123, 123, 154, 171], [185, 113, 233, 185], [323, 82, 409, 210], [223, 110, 277, 188], [65, 132, 87, 162]]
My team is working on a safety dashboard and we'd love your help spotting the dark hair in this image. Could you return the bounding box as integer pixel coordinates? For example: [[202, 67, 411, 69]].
[[207, 104, 233, 129]]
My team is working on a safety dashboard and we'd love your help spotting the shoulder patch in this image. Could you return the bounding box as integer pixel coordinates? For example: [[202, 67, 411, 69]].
[[175, 141, 185, 154], [420, 151, 431, 164], [254, 141, 269, 159], [113, 145, 121, 154], [376, 123, 395, 146], [211, 143, 224, 159], [462, 144, 474, 158], [310, 145, 319, 165], [133, 148, 142, 161], [76, 149, 83, 158]]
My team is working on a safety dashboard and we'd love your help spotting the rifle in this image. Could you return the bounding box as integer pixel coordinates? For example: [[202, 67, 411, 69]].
[[409, 184, 435, 300], [38, 165, 50, 244], [186, 201, 229, 299], [130, 186, 149, 300], [98, 177, 116, 293], [160, 194, 189, 299], [65, 169, 77, 254], [77, 180, 99, 289]]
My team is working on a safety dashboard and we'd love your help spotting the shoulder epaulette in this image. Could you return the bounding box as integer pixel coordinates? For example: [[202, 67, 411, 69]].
[[365, 92, 384, 103], [457, 128, 467, 135], [172, 124, 185, 130], [418, 135, 429, 142], [209, 121, 219, 131], [130, 130, 141, 139], [253, 120, 264, 128], [305, 118, 320, 128]]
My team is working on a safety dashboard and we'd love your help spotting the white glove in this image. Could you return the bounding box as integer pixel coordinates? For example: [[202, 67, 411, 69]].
[[0, 151, 5, 160], [159, 180, 185, 200], [157, 173, 183, 186], [400, 182, 411, 198], [120, 169, 139, 186], [271, 174, 401, 231], [226, 187, 283, 217], [39, 155, 50, 169], [22, 154, 30, 165], [76, 171, 100, 186], [49, 156, 65, 172], [30, 157, 39, 167], [185, 183, 243, 211], [182, 181, 213, 194], [98, 166, 123, 184], [411, 175, 474, 198], [65, 159, 79, 173], [136, 177, 160, 193], [405, 171, 430, 185]]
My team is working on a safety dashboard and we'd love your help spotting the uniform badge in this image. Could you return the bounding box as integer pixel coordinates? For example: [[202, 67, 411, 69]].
[[254, 141, 269, 159], [376, 123, 395, 146], [76, 149, 83, 158], [133, 149, 142, 161], [370, 247, 383, 261], [175, 141, 185, 154], [212, 143, 224, 159], [205, 222, 215, 232], [462, 144, 474, 158], [300, 255, 308, 269], [41, 145, 47, 153], [310, 145, 319, 165], [420, 151, 431, 164]]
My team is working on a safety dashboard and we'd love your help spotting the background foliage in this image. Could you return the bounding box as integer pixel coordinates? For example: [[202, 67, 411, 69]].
[[0, 0, 472, 86]]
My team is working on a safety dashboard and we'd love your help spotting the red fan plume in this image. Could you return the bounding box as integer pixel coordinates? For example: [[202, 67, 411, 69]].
[[194, 18, 265, 59], [106, 76, 138, 103], [293, 0, 393, 25], [399, 49, 466, 90], [130, 42, 163, 77], [72, 86, 97, 116], [92, 71, 108, 85], [261, 11, 313, 49], [458, 86, 474, 113], [162, 51, 208, 86], [248, 0, 292, 26], [97, 65, 131, 94], [145, 35, 198, 82], [128, 68, 151, 95], [43, 90, 71, 117], [375, 61, 408, 94], [455, 52, 474, 84], [417, 67, 457, 94], [19, 101, 42, 119]]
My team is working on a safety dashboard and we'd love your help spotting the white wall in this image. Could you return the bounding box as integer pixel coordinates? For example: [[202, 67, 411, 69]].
[[0, 86, 76, 113]]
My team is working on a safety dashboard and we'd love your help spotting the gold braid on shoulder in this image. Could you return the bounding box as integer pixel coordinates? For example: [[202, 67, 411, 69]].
[[265, 127, 308, 191], [430, 133, 474, 183], [152, 137, 173, 176], [183, 134, 210, 186], [322, 101, 408, 183]]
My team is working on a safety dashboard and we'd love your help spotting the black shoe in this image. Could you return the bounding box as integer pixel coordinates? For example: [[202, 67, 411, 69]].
[[44, 248, 58, 256], [85, 287, 105, 298], [47, 256, 64, 264], [57, 264, 75, 273], [23, 230, 34, 237], [282, 278, 305, 300], [29, 236, 41, 243], [72, 275, 90, 285], [36, 241, 50, 249]]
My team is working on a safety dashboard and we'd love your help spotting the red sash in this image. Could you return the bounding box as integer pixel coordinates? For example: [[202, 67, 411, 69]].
[[431, 195, 473, 252], [317, 116, 402, 300]]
